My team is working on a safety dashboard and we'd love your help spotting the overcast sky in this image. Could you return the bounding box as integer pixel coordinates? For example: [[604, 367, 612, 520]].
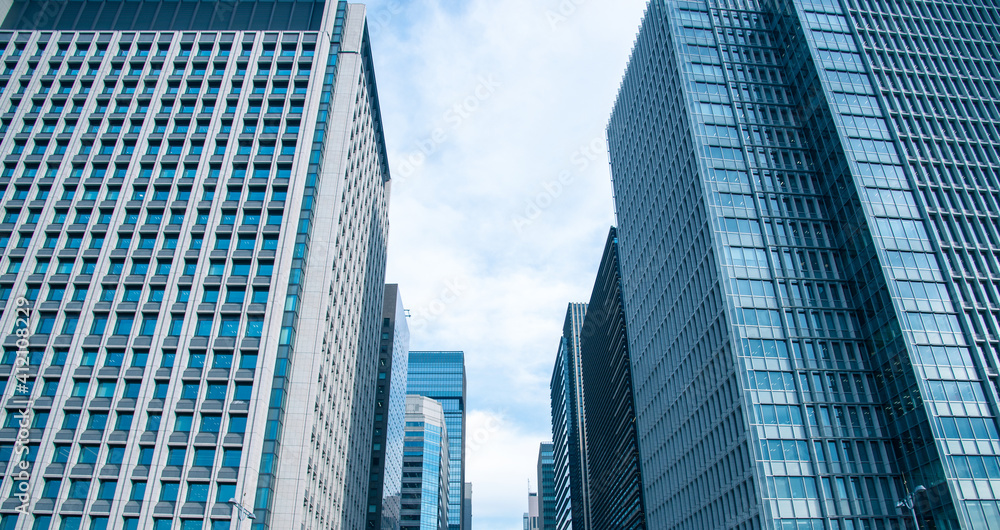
[[365, 1, 649, 528]]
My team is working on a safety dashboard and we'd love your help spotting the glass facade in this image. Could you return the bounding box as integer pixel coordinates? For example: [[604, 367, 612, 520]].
[[608, 0, 1000, 529], [0, 2, 393, 529], [537, 442, 556, 530], [401, 396, 449, 530], [549, 303, 587, 530], [407, 351, 466, 530], [578, 228, 646, 529], [368, 284, 410, 530]]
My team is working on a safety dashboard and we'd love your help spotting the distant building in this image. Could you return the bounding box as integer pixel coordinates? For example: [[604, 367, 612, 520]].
[[408, 351, 467, 530], [401, 395, 449, 530], [549, 303, 587, 530], [523, 492, 539, 530], [536, 442, 556, 530], [578, 228, 645, 529], [463, 483, 473, 530], [368, 285, 411, 530]]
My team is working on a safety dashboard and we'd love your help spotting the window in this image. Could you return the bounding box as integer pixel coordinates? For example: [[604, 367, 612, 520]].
[[232, 262, 251, 276], [140, 317, 157, 335], [68, 479, 91, 499], [193, 448, 216, 467], [130, 482, 146, 501], [206, 384, 227, 400], [114, 317, 134, 335], [87, 413, 108, 430], [222, 449, 241, 467], [181, 383, 200, 400], [252, 289, 269, 304], [196, 319, 213, 336], [226, 289, 245, 304], [97, 480, 117, 500], [228, 416, 246, 433], [187, 483, 210, 502], [203, 289, 219, 303], [106, 446, 126, 464], [115, 414, 133, 431], [200, 415, 221, 432], [159, 482, 179, 502], [174, 414, 193, 432]]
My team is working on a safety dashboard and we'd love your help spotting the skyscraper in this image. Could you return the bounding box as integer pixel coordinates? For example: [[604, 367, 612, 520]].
[[536, 442, 556, 530], [462, 483, 472, 530], [549, 303, 587, 530], [407, 351, 466, 530], [401, 395, 449, 530], [608, 1, 1000, 529], [578, 228, 645, 529], [523, 492, 539, 530], [368, 284, 410, 530], [0, 1, 392, 529]]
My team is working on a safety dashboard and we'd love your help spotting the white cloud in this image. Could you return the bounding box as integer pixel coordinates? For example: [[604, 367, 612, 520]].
[[366, 0, 650, 527]]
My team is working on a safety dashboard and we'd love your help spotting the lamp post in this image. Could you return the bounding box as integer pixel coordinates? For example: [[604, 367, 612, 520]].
[[896, 485, 927, 530], [229, 498, 256, 529]]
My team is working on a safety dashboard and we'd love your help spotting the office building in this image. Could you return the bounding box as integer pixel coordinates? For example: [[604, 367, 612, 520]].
[[536, 442, 555, 530], [548, 303, 586, 530], [462, 483, 472, 530], [368, 284, 410, 530], [608, 0, 1000, 529], [401, 395, 449, 530], [578, 228, 645, 529], [407, 351, 466, 530], [0, 1, 392, 529], [523, 492, 538, 530]]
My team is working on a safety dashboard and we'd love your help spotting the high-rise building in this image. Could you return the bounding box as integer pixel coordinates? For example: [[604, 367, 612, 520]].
[[578, 228, 645, 529], [462, 483, 472, 530], [548, 303, 587, 530], [608, 1, 1000, 529], [523, 492, 539, 530], [407, 351, 466, 530], [401, 395, 449, 530], [536, 442, 556, 530], [368, 284, 410, 530], [0, 1, 392, 529]]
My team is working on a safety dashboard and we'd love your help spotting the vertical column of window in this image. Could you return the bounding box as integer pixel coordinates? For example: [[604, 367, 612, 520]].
[[793, 0, 1000, 524], [705, 5, 834, 527], [252, 3, 346, 528], [674, 3, 795, 528]]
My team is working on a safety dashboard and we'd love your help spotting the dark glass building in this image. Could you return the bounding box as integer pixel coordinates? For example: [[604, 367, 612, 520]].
[[0, 1, 392, 529], [407, 351, 466, 530], [368, 284, 410, 530], [578, 227, 646, 530], [609, 0, 1000, 529], [549, 303, 588, 530], [537, 442, 556, 530]]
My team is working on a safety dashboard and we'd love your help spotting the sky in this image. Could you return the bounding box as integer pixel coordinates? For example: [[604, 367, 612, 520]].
[[365, 1, 650, 528]]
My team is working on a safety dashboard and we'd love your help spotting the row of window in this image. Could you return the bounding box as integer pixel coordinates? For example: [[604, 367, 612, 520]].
[[0, 517, 237, 530], [5, 408, 250, 435], [6, 376, 253, 403], [2, 35, 316, 61], [1, 347, 258, 372]]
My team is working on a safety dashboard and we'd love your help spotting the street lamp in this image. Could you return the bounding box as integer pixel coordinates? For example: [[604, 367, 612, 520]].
[[896, 485, 927, 530], [228, 498, 256, 529]]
